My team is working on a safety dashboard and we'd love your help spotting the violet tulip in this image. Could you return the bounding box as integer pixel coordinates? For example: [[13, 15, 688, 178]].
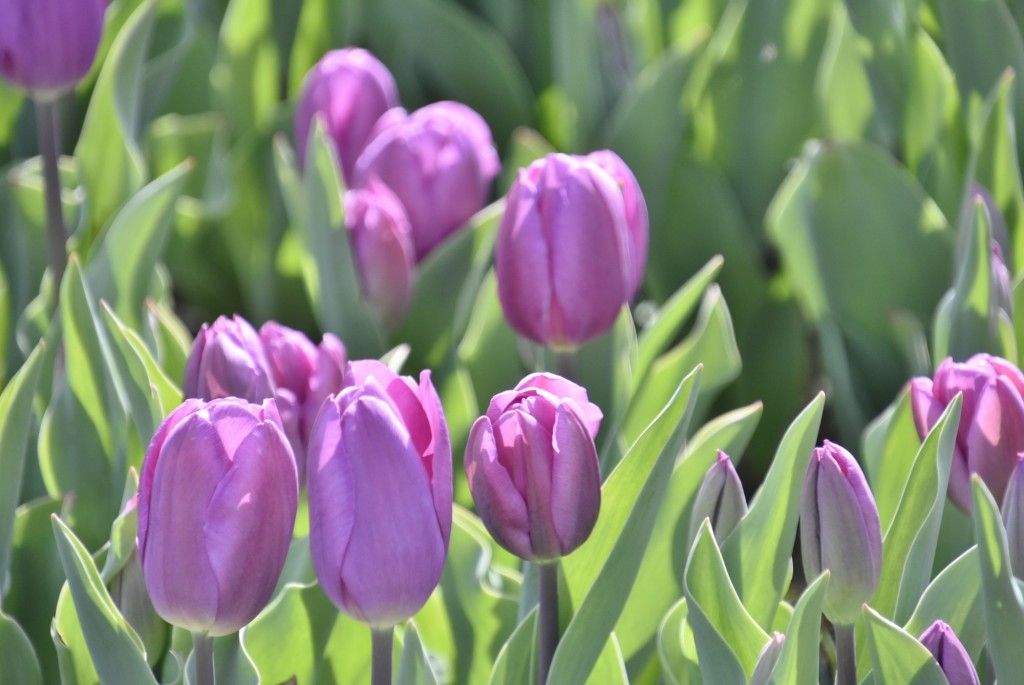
[[259, 322, 319, 472], [910, 354, 1024, 511], [800, 441, 882, 626], [344, 182, 416, 331], [307, 360, 452, 627], [184, 315, 274, 403], [294, 48, 399, 181], [918, 620, 980, 685], [0, 0, 106, 96], [495, 152, 648, 349], [688, 450, 747, 545], [464, 373, 603, 561], [302, 333, 347, 438], [352, 101, 500, 261], [136, 398, 298, 635]]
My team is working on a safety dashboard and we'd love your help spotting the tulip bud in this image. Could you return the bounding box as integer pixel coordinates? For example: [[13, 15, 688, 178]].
[[136, 398, 298, 636], [184, 315, 274, 403], [259, 322, 319, 475], [294, 48, 399, 181], [344, 183, 416, 331], [688, 450, 747, 545], [353, 101, 500, 261], [302, 333, 347, 439], [918, 620, 980, 685], [0, 0, 106, 96], [749, 632, 785, 685], [464, 373, 603, 561], [495, 152, 648, 348], [911, 354, 1024, 511], [307, 360, 452, 627], [800, 441, 882, 626], [1001, 455, 1024, 578]]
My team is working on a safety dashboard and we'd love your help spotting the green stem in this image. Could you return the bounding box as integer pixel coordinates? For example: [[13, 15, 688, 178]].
[[834, 623, 856, 685], [192, 633, 215, 685], [553, 348, 577, 381], [372, 626, 394, 685], [537, 561, 560, 685], [34, 96, 67, 299]]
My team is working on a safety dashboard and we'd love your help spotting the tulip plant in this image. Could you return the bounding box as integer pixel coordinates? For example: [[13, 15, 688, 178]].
[[6, 0, 1024, 684]]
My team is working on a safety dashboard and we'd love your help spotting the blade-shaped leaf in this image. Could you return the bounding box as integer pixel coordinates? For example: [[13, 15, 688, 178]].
[[765, 572, 828, 685], [489, 610, 536, 685], [397, 622, 439, 685], [904, 546, 984, 661], [657, 599, 701, 685], [0, 611, 41, 685]]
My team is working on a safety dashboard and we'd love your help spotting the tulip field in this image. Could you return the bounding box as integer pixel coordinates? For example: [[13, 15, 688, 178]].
[[6, 0, 1024, 683]]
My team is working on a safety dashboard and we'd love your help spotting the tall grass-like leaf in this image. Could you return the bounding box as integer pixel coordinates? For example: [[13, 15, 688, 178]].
[[0, 611, 41, 685], [862, 605, 948, 685], [657, 599, 700, 685], [764, 572, 828, 685], [397, 622, 439, 685], [489, 610, 536, 685], [904, 547, 984, 660]]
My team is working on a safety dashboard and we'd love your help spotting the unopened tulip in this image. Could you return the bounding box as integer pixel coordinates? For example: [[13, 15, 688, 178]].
[[259, 322, 319, 472], [800, 441, 882, 626], [307, 360, 452, 627], [918, 620, 980, 685], [344, 182, 416, 331], [688, 450, 747, 545], [749, 632, 785, 685], [294, 48, 398, 181], [184, 315, 274, 403], [495, 152, 648, 348], [1001, 455, 1024, 578], [464, 373, 603, 561], [911, 354, 1024, 511], [0, 0, 106, 95], [353, 101, 500, 261], [302, 333, 347, 438], [136, 398, 298, 636]]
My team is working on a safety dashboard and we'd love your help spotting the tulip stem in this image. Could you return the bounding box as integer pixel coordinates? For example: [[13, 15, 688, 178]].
[[834, 623, 856, 685], [537, 561, 560, 685], [554, 349, 577, 381], [192, 633, 215, 685], [372, 627, 394, 685], [34, 96, 67, 301]]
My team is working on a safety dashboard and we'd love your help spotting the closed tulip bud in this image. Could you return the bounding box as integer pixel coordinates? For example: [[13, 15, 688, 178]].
[[307, 360, 452, 627], [911, 354, 1024, 511], [302, 333, 347, 440], [353, 101, 500, 261], [184, 315, 274, 403], [688, 450, 747, 545], [259, 322, 319, 475], [0, 0, 106, 96], [800, 441, 881, 626], [294, 48, 399, 181], [464, 373, 603, 561], [344, 182, 416, 331], [495, 152, 648, 349], [136, 398, 298, 636], [1001, 455, 1024, 578], [749, 632, 785, 685], [918, 621, 980, 685]]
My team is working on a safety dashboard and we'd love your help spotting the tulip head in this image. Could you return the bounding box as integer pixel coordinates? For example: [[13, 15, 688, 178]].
[[911, 354, 1024, 511], [307, 360, 452, 628], [136, 399, 298, 636], [918, 620, 980, 685], [688, 450, 747, 546], [302, 333, 347, 438], [294, 48, 398, 181], [353, 101, 500, 261], [0, 0, 106, 96], [464, 373, 603, 561], [184, 315, 274, 403], [258, 322, 320, 474], [800, 441, 882, 626], [495, 152, 648, 349], [344, 183, 416, 331]]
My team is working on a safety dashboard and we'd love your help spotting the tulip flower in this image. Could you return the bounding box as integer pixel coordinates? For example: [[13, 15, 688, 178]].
[[800, 441, 882, 626], [918, 621, 980, 685], [184, 315, 275, 403], [352, 101, 500, 261], [495, 152, 648, 349], [749, 632, 785, 685], [0, 0, 106, 95], [136, 398, 298, 636], [464, 372, 603, 561], [307, 360, 452, 628], [688, 450, 747, 545], [259, 322, 319, 472], [294, 48, 399, 181], [911, 354, 1024, 511], [344, 182, 416, 331], [302, 333, 347, 438], [1001, 455, 1024, 578]]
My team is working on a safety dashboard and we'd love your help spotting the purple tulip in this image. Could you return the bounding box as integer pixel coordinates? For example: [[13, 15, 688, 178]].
[[184, 315, 274, 403], [464, 373, 603, 561], [302, 333, 347, 439], [910, 354, 1024, 511], [0, 0, 106, 95], [258, 322, 319, 472], [495, 152, 648, 348], [800, 441, 882, 626], [294, 48, 399, 182], [918, 621, 980, 685], [352, 101, 500, 261], [344, 182, 416, 331], [1001, 455, 1024, 578], [688, 450, 747, 545], [307, 360, 452, 627], [136, 398, 298, 635]]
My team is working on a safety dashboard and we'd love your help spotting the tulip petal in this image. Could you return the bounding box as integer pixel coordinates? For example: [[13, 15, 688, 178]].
[[909, 377, 943, 440], [419, 371, 453, 548], [965, 377, 1024, 504], [550, 404, 602, 554], [516, 373, 603, 438], [465, 417, 532, 559]]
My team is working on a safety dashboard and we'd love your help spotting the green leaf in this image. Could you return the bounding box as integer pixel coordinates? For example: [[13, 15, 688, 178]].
[[489, 611, 536, 685], [287, 0, 361, 96], [657, 600, 701, 685], [144, 298, 191, 386], [552, 367, 702, 684], [862, 605, 949, 685], [397, 622, 439, 685], [0, 611, 42, 685], [721, 393, 825, 628], [971, 476, 1024, 681], [863, 388, 925, 532], [765, 572, 828, 685], [211, 0, 280, 134], [51, 516, 156, 684], [685, 521, 769, 683], [904, 547, 985, 661], [547, 0, 605, 150]]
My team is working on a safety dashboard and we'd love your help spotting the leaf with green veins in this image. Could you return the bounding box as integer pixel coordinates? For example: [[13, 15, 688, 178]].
[[0, 611, 41, 685], [765, 572, 828, 685], [657, 599, 701, 685], [397, 622, 439, 685], [489, 610, 536, 685], [904, 546, 984, 661], [685, 521, 769, 683], [721, 393, 825, 629], [971, 476, 1024, 681], [863, 605, 949, 685]]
